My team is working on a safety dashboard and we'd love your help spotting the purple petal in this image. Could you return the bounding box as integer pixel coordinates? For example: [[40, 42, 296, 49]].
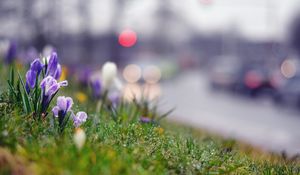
[[40, 76, 54, 89], [5, 41, 17, 64], [91, 79, 102, 98], [72, 111, 88, 127], [109, 92, 120, 106], [57, 96, 67, 111], [40, 76, 47, 89], [25, 70, 36, 89], [59, 80, 68, 87], [43, 76, 57, 85], [79, 68, 92, 86], [30, 59, 44, 74], [46, 83, 59, 96], [78, 112, 87, 121], [47, 52, 58, 76], [140, 116, 151, 123], [52, 106, 60, 117], [54, 64, 62, 80], [65, 97, 73, 112]]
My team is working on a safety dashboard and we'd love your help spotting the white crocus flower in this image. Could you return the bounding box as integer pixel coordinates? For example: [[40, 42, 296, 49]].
[[102, 62, 118, 90], [73, 128, 86, 150]]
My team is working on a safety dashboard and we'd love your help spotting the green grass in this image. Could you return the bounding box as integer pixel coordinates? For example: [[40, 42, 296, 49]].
[[0, 100, 300, 175], [0, 63, 299, 175]]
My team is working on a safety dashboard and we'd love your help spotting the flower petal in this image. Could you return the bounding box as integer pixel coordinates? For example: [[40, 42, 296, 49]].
[[40, 76, 54, 89], [57, 96, 67, 111], [59, 80, 68, 87], [77, 111, 87, 121], [26, 70, 36, 89], [65, 97, 73, 112], [47, 52, 58, 76], [52, 106, 60, 117], [30, 59, 44, 74], [54, 64, 62, 80], [73, 111, 88, 127], [46, 83, 59, 96], [91, 79, 102, 98]]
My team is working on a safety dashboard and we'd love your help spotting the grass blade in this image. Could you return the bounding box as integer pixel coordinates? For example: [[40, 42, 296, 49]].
[[17, 71, 32, 114], [157, 107, 175, 121]]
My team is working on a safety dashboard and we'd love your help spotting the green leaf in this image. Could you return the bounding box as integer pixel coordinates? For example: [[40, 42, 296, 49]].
[[7, 80, 18, 100], [17, 71, 32, 114], [9, 66, 14, 85], [157, 107, 175, 121], [33, 72, 40, 113], [7, 66, 15, 100]]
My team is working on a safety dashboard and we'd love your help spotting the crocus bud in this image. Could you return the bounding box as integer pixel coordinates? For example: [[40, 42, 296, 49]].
[[30, 59, 44, 74], [54, 64, 62, 80], [72, 111, 88, 127], [25, 59, 44, 93], [25, 70, 37, 90], [47, 52, 58, 75], [102, 62, 117, 89], [5, 41, 17, 64], [90, 79, 102, 99], [73, 128, 86, 150]]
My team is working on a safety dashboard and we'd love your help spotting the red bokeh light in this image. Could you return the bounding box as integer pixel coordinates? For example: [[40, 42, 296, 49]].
[[244, 71, 262, 89], [118, 29, 137, 48], [199, 0, 213, 5]]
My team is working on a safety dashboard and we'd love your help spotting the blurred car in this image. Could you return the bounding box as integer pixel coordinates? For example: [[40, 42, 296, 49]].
[[209, 55, 240, 90], [209, 55, 279, 97], [234, 65, 279, 97], [209, 56, 278, 96], [273, 74, 300, 108]]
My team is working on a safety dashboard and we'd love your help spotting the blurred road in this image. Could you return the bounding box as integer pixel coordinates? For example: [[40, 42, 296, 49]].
[[161, 70, 300, 156]]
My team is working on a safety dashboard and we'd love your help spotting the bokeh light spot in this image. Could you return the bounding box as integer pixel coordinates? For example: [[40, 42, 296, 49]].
[[118, 29, 137, 48], [281, 59, 297, 78], [143, 65, 162, 84], [123, 64, 142, 83]]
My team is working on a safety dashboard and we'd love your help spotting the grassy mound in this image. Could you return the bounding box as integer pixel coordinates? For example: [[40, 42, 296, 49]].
[[0, 61, 299, 174], [0, 101, 299, 174]]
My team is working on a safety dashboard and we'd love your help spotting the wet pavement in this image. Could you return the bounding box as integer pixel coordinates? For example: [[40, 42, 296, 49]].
[[161, 70, 300, 156]]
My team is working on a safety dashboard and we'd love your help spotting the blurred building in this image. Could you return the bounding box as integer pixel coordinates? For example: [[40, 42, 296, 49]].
[[0, 0, 299, 67]]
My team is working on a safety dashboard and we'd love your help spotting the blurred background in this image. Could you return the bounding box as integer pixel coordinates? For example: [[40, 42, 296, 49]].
[[1, 0, 300, 155]]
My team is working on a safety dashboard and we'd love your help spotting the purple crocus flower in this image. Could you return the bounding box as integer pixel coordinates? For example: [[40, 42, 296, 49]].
[[54, 63, 62, 80], [25, 70, 37, 92], [52, 96, 73, 117], [30, 59, 44, 74], [78, 68, 92, 87], [40, 76, 68, 114], [140, 116, 151, 123], [25, 59, 44, 93], [5, 41, 17, 64], [108, 92, 120, 107], [72, 111, 88, 127], [90, 79, 102, 99], [52, 96, 73, 125], [46, 52, 61, 80]]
